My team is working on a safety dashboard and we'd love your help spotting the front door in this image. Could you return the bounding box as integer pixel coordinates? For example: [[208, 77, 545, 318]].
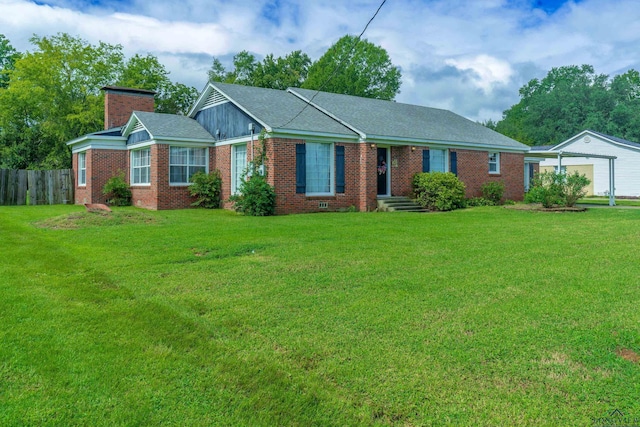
[[377, 147, 389, 196]]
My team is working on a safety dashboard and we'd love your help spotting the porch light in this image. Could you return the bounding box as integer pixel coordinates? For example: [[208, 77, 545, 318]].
[[370, 143, 376, 149], [411, 146, 416, 151]]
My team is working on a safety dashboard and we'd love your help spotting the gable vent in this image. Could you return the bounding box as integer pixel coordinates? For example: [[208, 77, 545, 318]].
[[133, 121, 145, 133], [203, 88, 228, 109]]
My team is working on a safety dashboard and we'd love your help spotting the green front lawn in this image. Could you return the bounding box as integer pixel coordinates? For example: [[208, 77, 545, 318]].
[[1, 205, 639, 426], [579, 197, 640, 206]]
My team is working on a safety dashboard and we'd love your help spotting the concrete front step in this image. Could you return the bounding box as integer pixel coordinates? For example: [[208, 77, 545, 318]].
[[377, 197, 428, 212]]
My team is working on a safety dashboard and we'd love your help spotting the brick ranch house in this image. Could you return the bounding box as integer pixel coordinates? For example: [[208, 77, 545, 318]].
[[67, 83, 531, 214]]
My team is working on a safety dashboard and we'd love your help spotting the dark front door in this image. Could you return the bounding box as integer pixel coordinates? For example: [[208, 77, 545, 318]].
[[377, 147, 388, 196]]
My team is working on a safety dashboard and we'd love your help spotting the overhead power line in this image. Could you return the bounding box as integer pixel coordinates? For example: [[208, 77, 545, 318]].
[[278, 0, 388, 128]]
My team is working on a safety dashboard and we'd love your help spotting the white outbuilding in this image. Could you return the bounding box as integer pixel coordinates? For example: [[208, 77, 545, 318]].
[[538, 130, 640, 198]]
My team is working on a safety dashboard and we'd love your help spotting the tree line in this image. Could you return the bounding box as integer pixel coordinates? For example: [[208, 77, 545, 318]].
[[487, 64, 640, 146], [2, 30, 639, 170], [0, 33, 401, 169]]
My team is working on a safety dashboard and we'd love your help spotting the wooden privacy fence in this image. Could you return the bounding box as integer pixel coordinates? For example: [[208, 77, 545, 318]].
[[0, 169, 74, 206]]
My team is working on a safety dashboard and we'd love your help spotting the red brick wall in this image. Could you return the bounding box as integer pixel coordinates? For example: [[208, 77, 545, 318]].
[[73, 149, 127, 205], [215, 145, 232, 210], [74, 142, 526, 212], [390, 146, 423, 196], [454, 149, 525, 201], [265, 138, 377, 214], [104, 90, 154, 130]]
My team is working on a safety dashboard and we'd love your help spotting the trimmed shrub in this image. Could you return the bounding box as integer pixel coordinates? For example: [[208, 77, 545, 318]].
[[481, 181, 505, 205], [525, 170, 590, 208], [102, 171, 131, 206], [229, 173, 276, 216], [412, 172, 466, 211], [563, 171, 591, 207], [189, 170, 223, 208]]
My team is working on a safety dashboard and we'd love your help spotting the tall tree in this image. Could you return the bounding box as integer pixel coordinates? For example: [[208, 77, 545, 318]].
[[495, 65, 612, 146], [208, 51, 258, 85], [0, 33, 197, 169], [0, 34, 20, 88], [207, 50, 311, 90], [251, 50, 311, 90], [118, 53, 197, 114], [607, 69, 640, 141], [0, 33, 123, 168], [302, 35, 402, 100]]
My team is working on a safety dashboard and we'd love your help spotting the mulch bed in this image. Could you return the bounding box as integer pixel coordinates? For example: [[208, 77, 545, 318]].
[[505, 203, 587, 212]]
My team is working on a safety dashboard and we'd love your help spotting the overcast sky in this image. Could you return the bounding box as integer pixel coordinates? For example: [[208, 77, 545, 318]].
[[1, 0, 639, 122]]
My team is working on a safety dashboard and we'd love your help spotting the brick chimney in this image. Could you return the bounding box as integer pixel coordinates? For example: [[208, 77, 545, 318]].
[[101, 86, 156, 130]]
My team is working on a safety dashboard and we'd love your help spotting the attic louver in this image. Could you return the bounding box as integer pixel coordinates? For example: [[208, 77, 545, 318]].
[[203, 89, 228, 109], [132, 121, 144, 133]]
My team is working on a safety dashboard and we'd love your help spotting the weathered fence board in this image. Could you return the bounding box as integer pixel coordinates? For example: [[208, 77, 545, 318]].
[[0, 169, 73, 205]]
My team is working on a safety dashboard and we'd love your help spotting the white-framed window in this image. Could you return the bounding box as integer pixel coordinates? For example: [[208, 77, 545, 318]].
[[489, 152, 500, 174], [232, 144, 247, 194], [78, 152, 86, 186], [306, 142, 333, 195], [430, 148, 447, 172], [131, 148, 151, 185], [169, 146, 207, 185]]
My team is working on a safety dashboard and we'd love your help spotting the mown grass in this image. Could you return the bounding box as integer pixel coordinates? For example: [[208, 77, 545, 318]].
[[579, 197, 640, 206], [1, 205, 639, 426]]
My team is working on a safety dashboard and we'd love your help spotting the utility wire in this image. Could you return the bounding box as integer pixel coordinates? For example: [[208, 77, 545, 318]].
[[278, 0, 388, 128]]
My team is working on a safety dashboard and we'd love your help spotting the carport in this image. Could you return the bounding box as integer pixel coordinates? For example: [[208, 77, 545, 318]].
[[528, 150, 617, 206]]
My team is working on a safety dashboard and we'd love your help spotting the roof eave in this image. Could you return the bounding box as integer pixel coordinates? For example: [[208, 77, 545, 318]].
[[365, 135, 529, 152], [67, 135, 127, 153], [152, 136, 216, 144]]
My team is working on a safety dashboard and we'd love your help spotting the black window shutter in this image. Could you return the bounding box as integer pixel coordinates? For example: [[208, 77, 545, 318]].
[[450, 151, 458, 175], [422, 149, 430, 172], [335, 145, 345, 193], [296, 144, 306, 194]]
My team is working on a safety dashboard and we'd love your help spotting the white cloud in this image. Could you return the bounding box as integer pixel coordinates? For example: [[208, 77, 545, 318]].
[[445, 55, 513, 93], [2, 0, 640, 121]]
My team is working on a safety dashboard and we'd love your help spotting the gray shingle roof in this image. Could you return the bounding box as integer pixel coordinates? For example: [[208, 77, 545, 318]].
[[589, 130, 640, 149], [530, 145, 553, 151], [288, 88, 529, 150], [210, 82, 359, 137], [133, 111, 214, 141]]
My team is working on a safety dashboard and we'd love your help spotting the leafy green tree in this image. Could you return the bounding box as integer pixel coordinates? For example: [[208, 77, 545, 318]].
[[252, 50, 311, 90], [208, 50, 310, 90], [0, 33, 122, 168], [495, 65, 613, 146], [302, 35, 402, 100], [606, 70, 640, 141], [0, 34, 20, 88], [208, 51, 258, 85], [118, 53, 197, 114], [0, 33, 197, 169]]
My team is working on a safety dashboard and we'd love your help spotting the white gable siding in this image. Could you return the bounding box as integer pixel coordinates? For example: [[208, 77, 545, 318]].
[[540, 133, 640, 197]]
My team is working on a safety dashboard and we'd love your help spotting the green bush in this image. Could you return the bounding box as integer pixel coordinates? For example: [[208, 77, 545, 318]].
[[102, 171, 131, 206], [481, 181, 505, 205], [189, 170, 223, 208], [412, 172, 466, 211], [229, 173, 276, 216], [524, 170, 590, 208], [466, 197, 494, 207], [563, 171, 591, 207]]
